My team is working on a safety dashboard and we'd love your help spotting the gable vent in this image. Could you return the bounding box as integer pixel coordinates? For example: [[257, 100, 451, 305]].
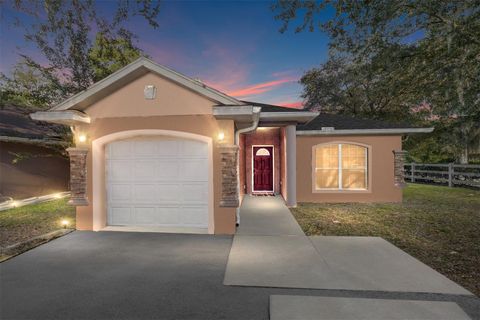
[[144, 85, 157, 99]]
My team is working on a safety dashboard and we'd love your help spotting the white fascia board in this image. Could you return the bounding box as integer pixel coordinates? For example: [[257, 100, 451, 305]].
[[296, 127, 435, 136], [30, 110, 91, 125], [213, 105, 257, 122], [51, 57, 242, 111], [213, 105, 253, 116], [260, 111, 319, 124]]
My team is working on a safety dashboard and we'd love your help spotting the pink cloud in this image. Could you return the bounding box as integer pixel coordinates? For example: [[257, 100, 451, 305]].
[[278, 101, 304, 109], [141, 40, 301, 103], [226, 78, 296, 97], [199, 44, 252, 94]]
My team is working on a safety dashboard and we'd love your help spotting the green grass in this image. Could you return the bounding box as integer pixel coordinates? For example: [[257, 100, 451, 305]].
[[0, 198, 75, 249], [291, 183, 480, 296]]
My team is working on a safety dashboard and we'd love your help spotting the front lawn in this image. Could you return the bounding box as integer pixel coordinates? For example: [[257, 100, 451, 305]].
[[292, 183, 480, 296], [0, 198, 75, 249]]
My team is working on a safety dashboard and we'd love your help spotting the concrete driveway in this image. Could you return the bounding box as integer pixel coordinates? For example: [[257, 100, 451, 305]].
[[1, 231, 480, 320]]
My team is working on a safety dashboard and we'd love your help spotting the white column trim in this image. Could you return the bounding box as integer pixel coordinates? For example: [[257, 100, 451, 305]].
[[285, 125, 297, 207]]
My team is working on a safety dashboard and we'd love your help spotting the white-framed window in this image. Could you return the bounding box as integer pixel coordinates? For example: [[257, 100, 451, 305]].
[[314, 143, 368, 190]]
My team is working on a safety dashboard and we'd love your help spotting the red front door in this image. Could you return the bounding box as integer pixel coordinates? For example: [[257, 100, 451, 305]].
[[253, 146, 273, 191]]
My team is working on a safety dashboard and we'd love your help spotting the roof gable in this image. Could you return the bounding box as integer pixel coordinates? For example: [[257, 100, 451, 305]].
[[50, 57, 242, 111]]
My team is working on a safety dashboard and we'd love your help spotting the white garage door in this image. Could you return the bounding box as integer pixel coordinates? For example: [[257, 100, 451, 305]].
[[106, 138, 209, 230]]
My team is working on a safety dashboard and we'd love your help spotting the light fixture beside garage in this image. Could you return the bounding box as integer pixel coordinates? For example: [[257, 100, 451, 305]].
[[144, 85, 157, 99], [217, 131, 225, 142]]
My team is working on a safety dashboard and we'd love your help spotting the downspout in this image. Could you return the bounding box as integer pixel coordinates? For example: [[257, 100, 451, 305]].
[[234, 106, 261, 226]]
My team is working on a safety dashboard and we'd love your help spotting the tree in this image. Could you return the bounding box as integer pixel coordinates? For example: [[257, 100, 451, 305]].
[[0, 59, 61, 109], [273, 0, 480, 163], [300, 47, 420, 122], [88, 31, 143, 82], [1, 0, 161, 107]]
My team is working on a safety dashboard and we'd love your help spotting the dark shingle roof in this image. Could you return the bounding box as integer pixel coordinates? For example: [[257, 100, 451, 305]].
[[241, 101, 308, 112], [297, 113, 415, 131], [0, 105, 65, 140]]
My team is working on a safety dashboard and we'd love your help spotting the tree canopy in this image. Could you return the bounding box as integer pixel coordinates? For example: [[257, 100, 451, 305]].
[[272, 0, 480, 163], [1, 0, 161, 108]]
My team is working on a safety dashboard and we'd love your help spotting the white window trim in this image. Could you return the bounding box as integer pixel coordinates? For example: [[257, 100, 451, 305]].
[[312, 142, 371, 193]]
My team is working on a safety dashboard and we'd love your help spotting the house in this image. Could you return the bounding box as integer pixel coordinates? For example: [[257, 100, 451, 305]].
[[31, 57, 433, 234], [0, 104, 69, 201]]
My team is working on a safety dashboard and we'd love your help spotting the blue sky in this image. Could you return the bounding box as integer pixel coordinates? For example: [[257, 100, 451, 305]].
[[0, 1, 332, 107]]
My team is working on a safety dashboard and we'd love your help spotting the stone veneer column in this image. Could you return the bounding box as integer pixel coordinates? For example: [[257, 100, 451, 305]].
[[67, 147, 89, 206], [393, 150, 408, 188], [218, 145, 239, 207], [285, 125, 297, 207]]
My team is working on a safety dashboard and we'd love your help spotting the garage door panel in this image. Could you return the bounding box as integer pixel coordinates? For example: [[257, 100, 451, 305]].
[[110, 184, 132, 202], [109, 160, 132, 181], [107, 138, 209, 230], [133, 184, 159, 203], [180, 160, 208, 181], [157, 184, 182, 203], [180, 140, 208, 157], [108, 141, 132, 159], [180, 207, 208, 226], [133, 207, 157, 224], [133, 141, 158, 157], [182, 184, 209, 204], [133, 160, 157, 181], [109, 207, 131, 225], [156, 140, 179, 157], [157, 160, 180, 180], [156, 207, 180, 225]]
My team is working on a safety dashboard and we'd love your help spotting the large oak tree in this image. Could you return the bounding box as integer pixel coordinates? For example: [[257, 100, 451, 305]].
[[272, 0, 480, 163]]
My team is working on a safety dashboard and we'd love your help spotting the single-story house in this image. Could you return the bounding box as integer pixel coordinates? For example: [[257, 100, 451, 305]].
[[31, 57, 433, 234]]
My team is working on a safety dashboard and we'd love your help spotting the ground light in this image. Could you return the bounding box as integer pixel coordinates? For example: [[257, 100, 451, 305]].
[[61, 219, 69, 229]]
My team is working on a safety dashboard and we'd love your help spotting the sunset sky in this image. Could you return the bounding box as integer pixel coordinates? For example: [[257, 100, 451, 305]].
[[0, 1, 332, 107]]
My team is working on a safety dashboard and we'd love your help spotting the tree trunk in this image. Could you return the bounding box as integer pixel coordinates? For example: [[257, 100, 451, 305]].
[[459, 144, 469, 164]]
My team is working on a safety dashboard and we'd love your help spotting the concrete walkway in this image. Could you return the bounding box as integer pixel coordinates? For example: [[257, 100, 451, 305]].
[[237, 196, 304, 236], [270, 295, 471, 320], [225, 196, 471, 295]]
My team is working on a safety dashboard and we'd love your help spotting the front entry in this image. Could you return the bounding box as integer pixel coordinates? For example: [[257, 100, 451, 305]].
[[253, 146, 274, 192]]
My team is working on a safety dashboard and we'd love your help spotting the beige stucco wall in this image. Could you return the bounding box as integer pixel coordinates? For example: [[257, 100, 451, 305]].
[[86, 72, 215, 119], [296, 135, 402, 203], [74, 71, 236, 234]]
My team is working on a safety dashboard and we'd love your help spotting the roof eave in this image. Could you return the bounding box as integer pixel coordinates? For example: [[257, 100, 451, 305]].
[[213, 105, 262, 123], [30, 110, 91, 125], [296, 128, 434, 136]]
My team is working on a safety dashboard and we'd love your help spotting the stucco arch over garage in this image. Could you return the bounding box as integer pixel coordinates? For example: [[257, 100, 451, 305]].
[[91, 129, 214, 233]]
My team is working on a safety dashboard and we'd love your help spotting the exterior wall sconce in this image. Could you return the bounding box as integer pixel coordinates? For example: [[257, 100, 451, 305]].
[[78, 134, 87, 143], [217, 131, 225, 142]]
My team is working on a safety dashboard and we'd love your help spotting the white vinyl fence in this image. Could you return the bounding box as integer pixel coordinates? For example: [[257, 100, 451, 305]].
[[404, 163, 480, 188]]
